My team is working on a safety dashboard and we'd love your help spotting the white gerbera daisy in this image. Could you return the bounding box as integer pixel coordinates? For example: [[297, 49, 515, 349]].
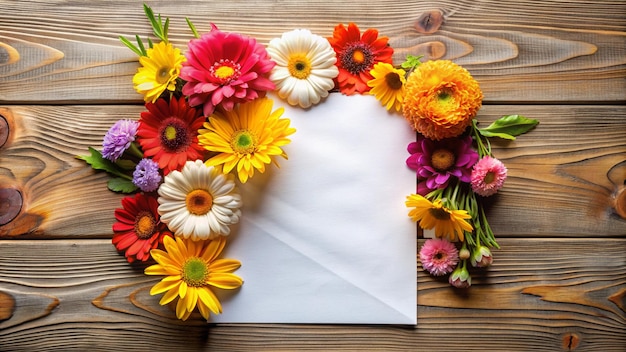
[[157, 160, 242, 240], [267, 29, 339, 108]]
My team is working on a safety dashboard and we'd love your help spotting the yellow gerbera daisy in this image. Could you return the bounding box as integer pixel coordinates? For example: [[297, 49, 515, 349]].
[[145, 236, 243, 321], [198, 97, 296, 183], [367, 62, 406, 112], [402, 60, 483, 140], [133, 41, 185, 103], [406, 193, 473, 242]]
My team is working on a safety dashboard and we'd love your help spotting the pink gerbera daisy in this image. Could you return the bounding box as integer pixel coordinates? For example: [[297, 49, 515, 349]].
[[180, 24, 276, 116], [419, 238, 459, 276], [471, 156, 507, 196]]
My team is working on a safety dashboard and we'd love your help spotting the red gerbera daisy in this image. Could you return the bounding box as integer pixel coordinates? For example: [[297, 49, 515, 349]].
[[328, 22, 393, 95], [112, 193, 172, 263], [137, 96, 205, 175]]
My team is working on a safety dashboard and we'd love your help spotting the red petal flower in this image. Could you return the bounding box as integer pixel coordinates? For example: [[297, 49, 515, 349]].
[[136, 97, 205, 175], [328, 23, 393, 95], [112, 193, 172, 263]]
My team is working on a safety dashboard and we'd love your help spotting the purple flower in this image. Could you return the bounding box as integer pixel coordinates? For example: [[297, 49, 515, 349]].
[[102, 119, 139, 161], [406, 135, 479, 195], [133, 158, 162, 192]]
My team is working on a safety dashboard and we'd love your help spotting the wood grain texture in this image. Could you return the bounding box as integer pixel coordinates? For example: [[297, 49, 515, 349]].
[[0, 0, 625, 103], [0, 104, 624, 238], [0, 238, 624, 352]]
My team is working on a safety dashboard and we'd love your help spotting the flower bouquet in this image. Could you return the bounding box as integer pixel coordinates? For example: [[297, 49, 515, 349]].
[[78, 3, 537, 322]]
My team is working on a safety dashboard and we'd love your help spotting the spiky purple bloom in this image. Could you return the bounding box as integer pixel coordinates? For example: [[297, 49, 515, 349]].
[[133, 158, 162, 192], [102, 119, 139, 161]]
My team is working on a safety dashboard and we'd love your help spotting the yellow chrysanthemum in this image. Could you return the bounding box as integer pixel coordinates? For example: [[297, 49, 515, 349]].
[[198, 97, 296, 183], [145, 236, 243, 321], [367, 62, 406, 112], [402, 60, 483, 140], [133, 41, 185, 103], [405, 193, 473, 242]]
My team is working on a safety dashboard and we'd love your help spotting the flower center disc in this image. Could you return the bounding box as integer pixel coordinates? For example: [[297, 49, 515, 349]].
[[156, 67, 171, 84], [182, 257, 209, 287], [159, 117, 191, 152], [186, 189, 213, 215], [341, 42, 374, 75], [385, 72, 403, 90], [134, 212, 156, 239], [484, 171, 496, 184], [429, 206, 451, 221], [231, 130, 256, 154], [288, 54, 312, 79], [431, 148, 455, 171], [211, 60, 241, 83], [215, 65, 235, 80]]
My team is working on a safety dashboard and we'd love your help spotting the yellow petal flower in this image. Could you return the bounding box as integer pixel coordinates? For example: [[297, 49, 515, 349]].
[[145, 236, 242, 321], [367, 62, 406, 112], [406, 193, 473, 242], [132, 41, 185, 103], [198, 97, 296, 183]]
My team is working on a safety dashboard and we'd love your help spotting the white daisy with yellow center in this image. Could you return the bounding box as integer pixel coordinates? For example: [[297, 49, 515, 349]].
[[157, 160, 242, 240], [267, 29, 339, 108]]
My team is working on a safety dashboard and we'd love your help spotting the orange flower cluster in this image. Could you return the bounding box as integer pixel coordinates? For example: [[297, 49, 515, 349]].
[[402, 60, 483, 140]]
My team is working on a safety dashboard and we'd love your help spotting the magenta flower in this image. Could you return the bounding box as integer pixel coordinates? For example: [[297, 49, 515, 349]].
[[180, 24, 276, 116], [102, 119, 139, 161], [133, 158, 162, 192], [406, 135, 479, 195], [470, 156, 507, 197], [419, 238, 459, 276]]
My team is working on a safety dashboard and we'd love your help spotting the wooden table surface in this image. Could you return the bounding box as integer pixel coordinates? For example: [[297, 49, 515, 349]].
[[1, 1, 625, 351]]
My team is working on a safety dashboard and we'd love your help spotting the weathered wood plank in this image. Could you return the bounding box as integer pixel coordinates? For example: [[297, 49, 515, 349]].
[[0, 238, 624, 352], [0, 0, 624, 103], [0, 104, 624, 238]]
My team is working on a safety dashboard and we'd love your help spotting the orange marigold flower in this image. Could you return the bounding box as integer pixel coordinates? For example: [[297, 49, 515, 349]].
[[328, 23, 393, 95], [402, 60, 483, 140]]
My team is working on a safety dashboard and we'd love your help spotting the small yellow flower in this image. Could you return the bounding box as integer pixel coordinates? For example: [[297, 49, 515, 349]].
[[198, 97, 296, 183], [133, 41, 185, 103], [145, 236, 243, 321], [402, 60, 483, 140], [367, 62, 406, 112], [406, 193, 473, 242]]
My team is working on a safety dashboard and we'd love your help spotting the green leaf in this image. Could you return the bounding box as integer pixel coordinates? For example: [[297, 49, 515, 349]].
[[119, 36, 143, 56], [136, 35, 147, 55], [76, 147, 134, 180], [478, 115, 539, 140], [76, 147, 121, 174], [186, 17, 200, 38], [401, 55, 423, 70], [143, 3, 168, 42], [116, 159, 137, 171], [108, 177, 138, 193]]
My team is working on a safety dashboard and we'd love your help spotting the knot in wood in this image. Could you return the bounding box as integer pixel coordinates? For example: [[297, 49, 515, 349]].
[[0, 291, 16, 321], [0, 188, 22, 226], [613, 185, 626, 220], [0, 114, 9, 148], [561, 332, 580, 350], [415, 10, 444, 34]]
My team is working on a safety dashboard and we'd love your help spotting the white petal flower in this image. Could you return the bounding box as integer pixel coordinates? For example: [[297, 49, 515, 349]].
[[267, 29, 339, 108], [157, 160, 242, 240]]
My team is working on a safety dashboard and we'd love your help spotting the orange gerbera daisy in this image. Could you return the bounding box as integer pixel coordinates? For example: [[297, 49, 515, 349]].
[[328, 22, 393, 95], [402, 60, 483, 140], [137, 97, 205, 175]]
